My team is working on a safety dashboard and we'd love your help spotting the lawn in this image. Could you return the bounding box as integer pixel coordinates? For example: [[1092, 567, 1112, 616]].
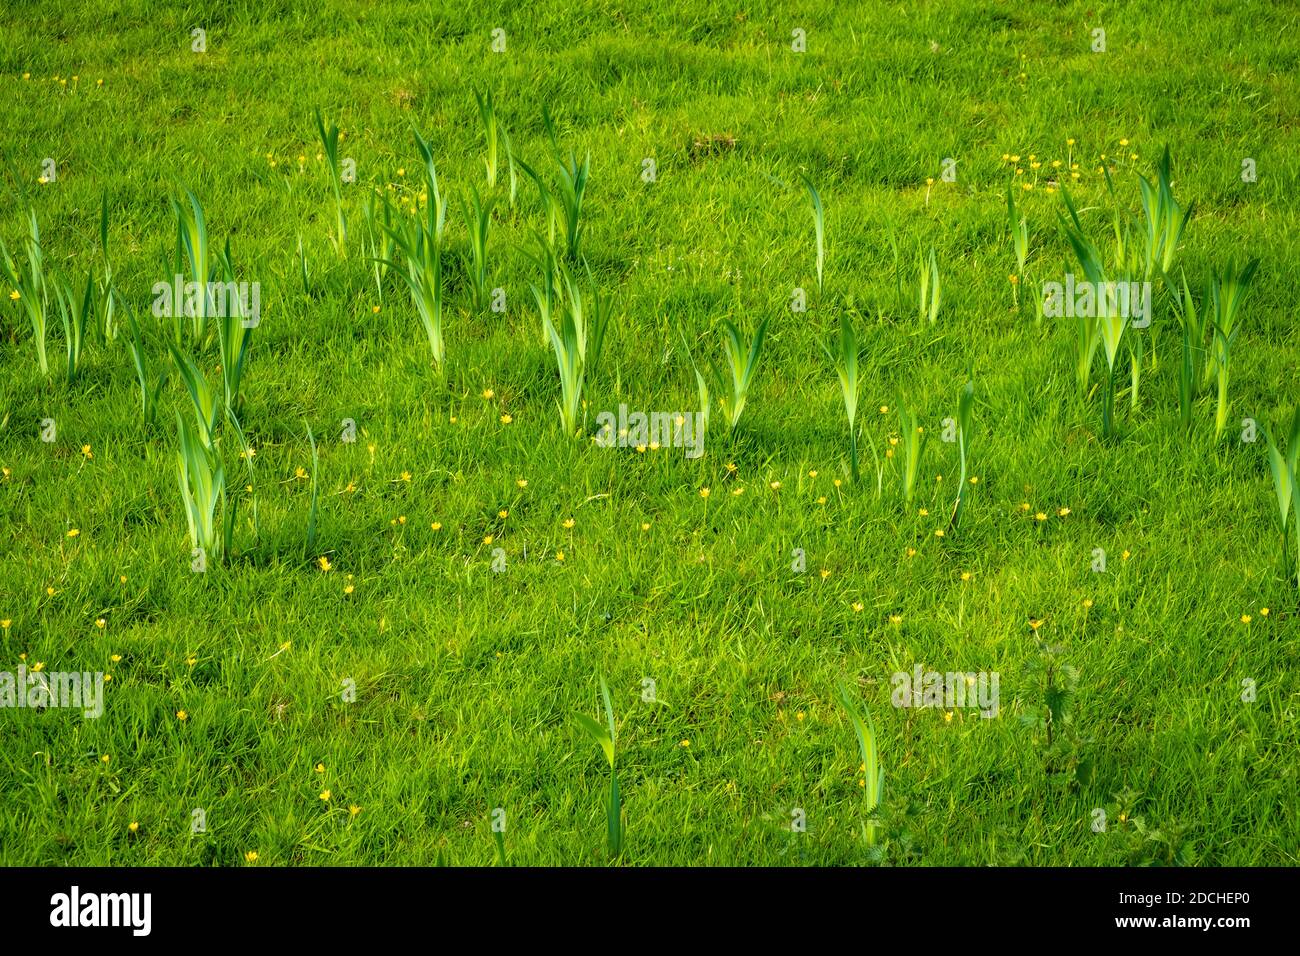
[[0, 0, 1297, 866]]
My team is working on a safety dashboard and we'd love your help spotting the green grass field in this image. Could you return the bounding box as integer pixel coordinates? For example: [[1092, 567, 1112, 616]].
[[1, 1, 1297, 866]]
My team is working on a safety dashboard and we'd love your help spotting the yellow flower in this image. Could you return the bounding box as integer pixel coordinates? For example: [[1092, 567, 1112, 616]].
[[185, 656, 197, 666], [1240, 614, 1251, 624], [934, 528, 945, 537], [969, 476, 978, 485], [1260, 607, 1270, 617], [315, 762, 325, 773], [944, 711, 954, 722], [66, 528, 80, 538], [679, 740, 690, 748], [319, 790, 331, 801], [46, 586, 56, 597], [110, 654, 121, 662], [808, 470, 817, 478], [833, 478, 842, 488], [1020, 502, 1031, 512], [1121, 550, 1131, 561], [1119, 138, 1129, 147], [1029, 618, 1043, 631], [499, 414, 512, 424], [919, 508, 929, 516], [852, 602, 864, 612], [1058, 507, 1070, 516], [294, 466, 308, 479], [245, 851, 259, 862], [960, 572, 972, 581], [1067, 138, 1075, 146], [555, 551, 565, 562], [770, 481, 781, 490], [698, 487, 711, 498], [349, 805, 362, 817], [562, 518, 575, 528], [820, 569, 831, 579], [31, 662, 44, 672], [516, 479, 528, 488], [905, 548, 917, 558], [482, 535, 494, 545], [95, 618, 105, 628], [317, 555, 332, 572], [128, 821, 139, 833], [889, 614, 902, 625], [498, 509, 508, 519], [81, 444, 93, 459], [816, 495, 826, 504], [176, 710, 188, 721], [733, 487, 746, 496], [482, 389, 495, 399], [1035, 512, 1047, 521], [879, 405, 889, 414], [101, 754, 110, 764], [372, 305, 381, 314], [8, 290, 18, 300], [343, 583, 354, 595], [1082, 599, 1093, 608], [640, 522, 650, 531], [398, 515, 406, 525], [400, 471, 412, 482], [431, 522, 442, 531], [0, 619, 9, 630], [726, 462, 737, 473]]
